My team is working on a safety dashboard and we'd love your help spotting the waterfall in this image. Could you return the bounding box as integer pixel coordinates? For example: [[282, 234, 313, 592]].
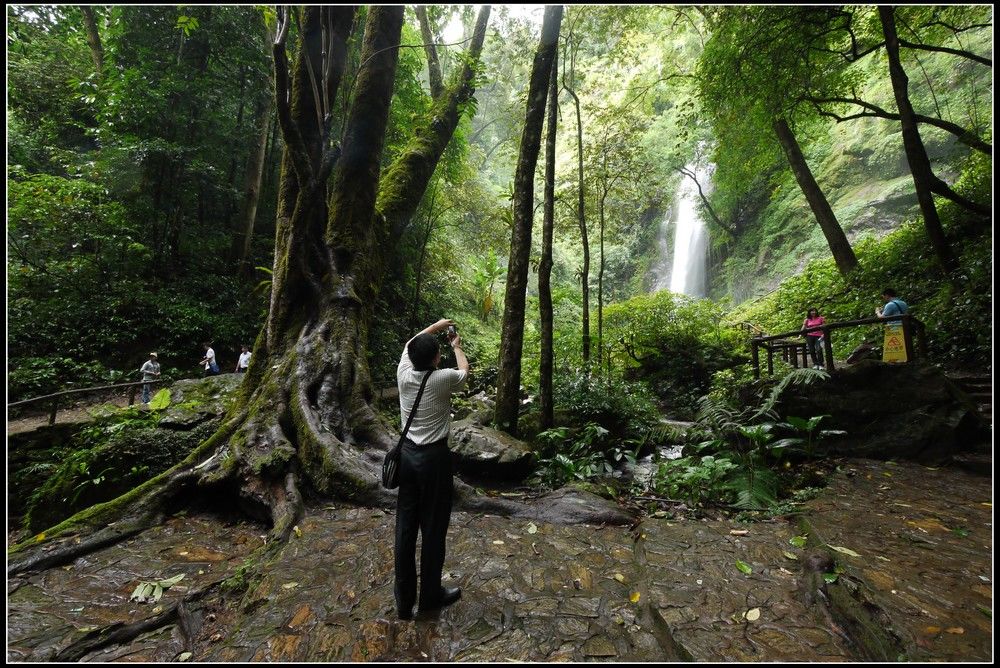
[[649, 163, 711, 297]]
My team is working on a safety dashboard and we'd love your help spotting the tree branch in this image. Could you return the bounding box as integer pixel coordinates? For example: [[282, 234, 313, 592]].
[[898, 37, 991, 67], [807, 95, 991, 156], [675, 166, 737, 238]]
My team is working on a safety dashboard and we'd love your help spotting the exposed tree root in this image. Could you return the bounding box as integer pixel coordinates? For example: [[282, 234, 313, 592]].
[[52, 583, 214, 662]]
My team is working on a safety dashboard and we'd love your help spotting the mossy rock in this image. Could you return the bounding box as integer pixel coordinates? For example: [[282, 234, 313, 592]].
[[23, 420, 218, 533], [159, 374, 243, 429]]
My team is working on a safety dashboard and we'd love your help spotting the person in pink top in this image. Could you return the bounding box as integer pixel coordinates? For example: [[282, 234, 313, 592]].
[[801, 308, 826, 369]]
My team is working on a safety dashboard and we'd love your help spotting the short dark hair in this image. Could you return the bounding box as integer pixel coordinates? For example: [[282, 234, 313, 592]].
[[407, 333, 440, 371], [807, 307, 819, 317], [882, 288, 897, 297]]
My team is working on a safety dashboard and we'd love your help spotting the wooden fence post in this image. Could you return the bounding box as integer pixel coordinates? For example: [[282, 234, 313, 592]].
[[49, 397, 58, 425], [901, 315, 915, 363], [823, 327, 835, 373], [766, 344, 774, 376]]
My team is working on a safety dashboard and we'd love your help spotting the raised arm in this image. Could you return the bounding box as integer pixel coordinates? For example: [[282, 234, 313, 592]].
[[404, 318, 455, 351], [449, 333, 470, 373]]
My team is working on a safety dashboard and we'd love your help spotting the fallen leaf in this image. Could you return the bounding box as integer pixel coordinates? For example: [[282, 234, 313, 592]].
[[789, 535, 808, 548], [976, 604, 991, 618], [735, 560, 752, 575], [745, 608, 761, 622], [778, 567, 794, 575], [158, 573, 185, 587], [981, 502, 991, 508], [730, 529, 749, 536], [823, 572, 839, 584], [179, 551, 189, 556], [924, 626, 941, 635], [876, 556, 891, 562], [282, 582, 299, 589], [210, 633, 223, 642], [152, 606, 163, 614], [613, 573, 626, 583], [35, 533, 46, 542], [696, 579, 703, 585], [293, 525, 302, 538], [527, 523, 538, 535], [882, 472, 893, 477], [178, 652, 193, 662], [782, 551, 798, 561], [629, 592, 641, 603], [945, 627, 965, 635], [198, 570, 205, 575], [492, 540, 504, 545], [830, 545, 861, 558]]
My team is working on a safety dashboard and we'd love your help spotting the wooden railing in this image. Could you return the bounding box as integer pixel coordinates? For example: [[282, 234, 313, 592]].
[[749, 314, 927, 379], [8, 379, 174, 426]]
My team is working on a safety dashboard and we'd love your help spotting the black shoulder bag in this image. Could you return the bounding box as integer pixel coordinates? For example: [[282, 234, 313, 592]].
[[382, 370, 433, 489]]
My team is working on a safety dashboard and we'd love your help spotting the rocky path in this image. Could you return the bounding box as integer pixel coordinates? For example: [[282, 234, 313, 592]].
[[7, 460, 992, 662]]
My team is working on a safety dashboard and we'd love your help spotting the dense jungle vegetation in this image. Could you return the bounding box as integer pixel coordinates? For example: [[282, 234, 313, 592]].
[[6, 4, 992, 543]]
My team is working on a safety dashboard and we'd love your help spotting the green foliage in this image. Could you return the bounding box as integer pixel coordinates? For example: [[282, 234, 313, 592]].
[[604, 291, 744, 418], [530, 421, 644, 490], [652, 454, 738, 507], [553, 369, 661, 437]]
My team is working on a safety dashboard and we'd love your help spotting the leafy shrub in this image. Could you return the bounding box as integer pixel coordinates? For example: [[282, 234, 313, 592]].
[[604, 291, 746, 418], [553, 370, 660, 437]]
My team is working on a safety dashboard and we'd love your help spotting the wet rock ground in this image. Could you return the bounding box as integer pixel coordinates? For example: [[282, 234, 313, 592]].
[[7, 459, 992, 662]]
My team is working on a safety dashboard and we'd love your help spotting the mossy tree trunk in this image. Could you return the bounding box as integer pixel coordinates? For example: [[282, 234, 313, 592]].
[[495, 5, 563, 436], [539, 50, 559, 430], [772, 117, 859, 277], [10, 5, 496, 577]]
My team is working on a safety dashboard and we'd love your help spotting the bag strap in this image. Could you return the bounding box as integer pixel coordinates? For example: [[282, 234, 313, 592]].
[[397, 370, 434, 447]]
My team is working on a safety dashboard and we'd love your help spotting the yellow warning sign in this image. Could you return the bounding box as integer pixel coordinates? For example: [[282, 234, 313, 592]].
[[882, 325, 908, 363]]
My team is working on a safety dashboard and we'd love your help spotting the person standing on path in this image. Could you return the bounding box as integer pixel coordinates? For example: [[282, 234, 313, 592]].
[[200, 342, 220, 376], [394, 318, 469, 620], [139, 352, 161, 404], [235, 345, 251, 374], [801, 308, 826, 369]]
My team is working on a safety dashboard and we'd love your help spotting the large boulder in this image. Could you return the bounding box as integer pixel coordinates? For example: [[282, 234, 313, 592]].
[[779, 361, 987, 464], [159, 373, 243, 429], [530, 487, 635, 526], [450, 418, 535, 479]]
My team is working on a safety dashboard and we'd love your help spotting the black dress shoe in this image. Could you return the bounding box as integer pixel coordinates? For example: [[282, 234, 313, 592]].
[[418, 586, 461, 612]]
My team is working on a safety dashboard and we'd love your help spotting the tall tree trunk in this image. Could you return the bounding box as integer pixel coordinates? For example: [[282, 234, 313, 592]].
[[415, 5, 444, 99], [231, 91, 275, 274], [598, 187, 606, 372], [564, 61, 590, 362], [495, 5, 563, 436], [879, 7, 958, 273], [80, 6, 103, 75], [539, 49, 558, 431], [772, 117, 859, 276]]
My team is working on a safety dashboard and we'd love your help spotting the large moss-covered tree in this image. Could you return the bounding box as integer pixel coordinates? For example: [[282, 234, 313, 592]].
[[10, 4, 494, 576]]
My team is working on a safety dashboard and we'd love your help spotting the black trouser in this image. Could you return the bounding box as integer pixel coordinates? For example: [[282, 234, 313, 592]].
[[806, 336, 824, 366], [394, 437, 453, 613]]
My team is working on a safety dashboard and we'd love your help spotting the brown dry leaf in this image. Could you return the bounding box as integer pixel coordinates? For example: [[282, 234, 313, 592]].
[[924, 626, 941, 635], [210, 633, 223, 643], [613, 573, 626, 583], [729, 529, 749, 536], [945, 627, 965, 635]]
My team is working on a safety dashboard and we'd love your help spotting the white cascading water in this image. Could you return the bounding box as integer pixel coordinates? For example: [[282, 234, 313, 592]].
[[650, 163, 711, 297]]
